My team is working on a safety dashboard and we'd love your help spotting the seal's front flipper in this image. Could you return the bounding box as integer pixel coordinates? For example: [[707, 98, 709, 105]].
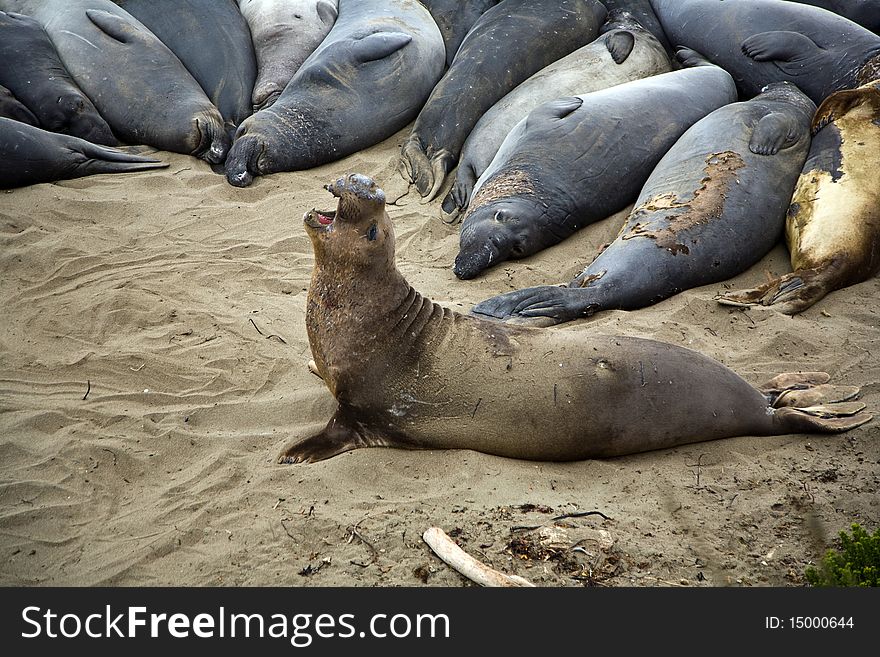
[[749, 112, 800, 155], [529, 97, 583, 126], [675, 47, 714, 68], [741, 31, 820, 63], [472, 285, 595, 325], [316, 0, 339, 26], [605, 30, 635, 65], [350, 32, 413, 63], [86, 9, 145, 44], [716, 269, 831, 315], [278, 409, 365, 464]]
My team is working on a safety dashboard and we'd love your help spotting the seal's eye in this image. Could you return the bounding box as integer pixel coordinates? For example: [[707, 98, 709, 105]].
[[367, 224, 378, 241]]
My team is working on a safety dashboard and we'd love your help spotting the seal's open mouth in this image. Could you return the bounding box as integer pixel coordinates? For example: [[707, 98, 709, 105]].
[[304, 208, 336, 230]]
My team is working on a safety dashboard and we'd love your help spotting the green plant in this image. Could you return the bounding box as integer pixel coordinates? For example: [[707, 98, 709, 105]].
[[805, 523, 880, 587]]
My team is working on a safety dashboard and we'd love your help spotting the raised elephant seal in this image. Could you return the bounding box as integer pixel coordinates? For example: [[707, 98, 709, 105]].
[[441, 11, 673, 220], [278, 173, 870, 464], [452, 58, 738, 281], [786, 1, 880, 34], [649, 0, 880, 104], [399, 0, 608, 201], [115, 0, 257, 131], [0, 11, 116, 145], [717, 79, 880, 314], [0, 117, 167, 189], [0, 85, 38, 126], [471, 82, 816, 325], [224, 0, 444, 187], [0, 0, 229, 163], [237, 0, 338, 110], [418, 0, 501, 67]]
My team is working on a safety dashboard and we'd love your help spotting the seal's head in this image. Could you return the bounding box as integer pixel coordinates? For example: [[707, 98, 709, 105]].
[[304, 173, 394, 270]]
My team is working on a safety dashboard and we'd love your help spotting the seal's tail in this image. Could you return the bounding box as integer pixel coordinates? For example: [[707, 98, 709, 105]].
[[759, 371, 872, 433], [715, 268, 831, 315]]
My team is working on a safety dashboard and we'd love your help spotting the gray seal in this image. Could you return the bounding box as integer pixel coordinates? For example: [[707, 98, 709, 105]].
[[452, 58, 738, 281], [0, 11, 116, 145], [0, 0, 230, 162], [224, 0, 445, 187], [471, 82, 816, 325], [399, 0, 608, 201], [278, 173, 871, 464], [0, 117, 167, 189]]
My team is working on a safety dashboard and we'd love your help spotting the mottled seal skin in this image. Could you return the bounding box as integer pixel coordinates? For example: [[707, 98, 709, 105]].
[[649, 0, 880, 104], [599, 0, 673, 53], [718, 79, 880, 314], [277, 173, 870, 464], [786, 1, 880, 34], [225, 0, 444, 188], [0, 84, 38, 126], [237, 0, 338, 111], [471, 83, 815, 325], [399, 0, 608, 201], [115, 0, 257, 132], [0, 117, 167, 189], [441, 11, 672, 220], [0, 11, 116, 145], [419, 0, 501, 67], [452, 59, 738, 281], [0, 0, 229, 163]]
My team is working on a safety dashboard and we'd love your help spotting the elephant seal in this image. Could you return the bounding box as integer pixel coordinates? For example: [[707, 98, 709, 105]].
[[0, 11, 116, 145], [599, 0, 673, 53], [418, 0, 501, 67], [785, 1, 880, 34], [0, 117, 167, 189], [452, 58, 738, 281], [399, 0, 608, 201], [471, 82, 815, 325], [224, 0, 444, 187], [0, 85, 38, 126], [237, 0, 338, 110], [441, 11, 673, 220], [278, 172, 870, 464], [649, 0, 880, 104], [0, 0, 229, 163], [717, 79, 880, 314], [115, 0, 257, 131]]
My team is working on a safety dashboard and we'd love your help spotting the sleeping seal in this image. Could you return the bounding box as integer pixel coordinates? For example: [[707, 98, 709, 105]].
[[278, 173, 871, 464], [0, 84, 38, 126], [717, 79, 880, 314], [471, 82, 816, 325], [0, 117, 167, 189]]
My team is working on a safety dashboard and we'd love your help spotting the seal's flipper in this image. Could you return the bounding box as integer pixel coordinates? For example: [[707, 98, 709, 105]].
[[278, 410, 364, 464], [471, 285, 592, 324], [605, 30, 635, 65], [716, 268, 831, 315], [675, 47, 713, 68], [400, 133, 454, 199], [749, 112, 799, 155], [741, 31, 820, 63], [773, 384, 860, 409], [529, 97, 583, 125], [316, 0, 339, 25], [86, 9, 144, 45], [775, 405, 872, 433], [442, 164, 477, 220], [758, 372, 831, 396], [350, 32, 413, 63], [75, 141, 169, 176]]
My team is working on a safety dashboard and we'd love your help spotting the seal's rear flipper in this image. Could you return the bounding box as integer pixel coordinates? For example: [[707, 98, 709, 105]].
[[773, 384, 860, 408], [774, 403, 872, 434], [758, 371, 830, 396], [716, 269, 832, 315], [399, 134, 454, 200], [278, 409, 366, 464], [76, 141, 169, 176]]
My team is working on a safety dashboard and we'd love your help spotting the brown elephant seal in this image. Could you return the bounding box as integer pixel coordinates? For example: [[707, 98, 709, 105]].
[[717, 79, 880, 314], [278, 173, 871, 464]]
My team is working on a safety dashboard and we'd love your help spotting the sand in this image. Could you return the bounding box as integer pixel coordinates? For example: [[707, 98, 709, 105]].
[[0, 126, 877, 587]]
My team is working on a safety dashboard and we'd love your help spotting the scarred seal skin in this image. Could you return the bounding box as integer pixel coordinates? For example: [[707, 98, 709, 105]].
[[441, 11, 673, 221], [452, 57, 738, 281], [236, 0, 339, 111], [0, 117, 167, 189], [0, 0, 230, 163], [115, 0, 258, 132], [278, 173, 871, 464], [0, 11, 116, 145], [471, 82, 816, 326], [649, 0, 880, 104], [418, 0, 501, 67], [224, 0, 445, 188], [717, 79, 880, 314], [399, 0, 608, 201]]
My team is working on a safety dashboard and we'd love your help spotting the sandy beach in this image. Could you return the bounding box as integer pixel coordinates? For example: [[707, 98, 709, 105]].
[[1, 125, 877, 587]]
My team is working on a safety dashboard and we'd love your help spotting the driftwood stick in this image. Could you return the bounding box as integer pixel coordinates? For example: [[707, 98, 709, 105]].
[[422, 527, 534, 588]]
